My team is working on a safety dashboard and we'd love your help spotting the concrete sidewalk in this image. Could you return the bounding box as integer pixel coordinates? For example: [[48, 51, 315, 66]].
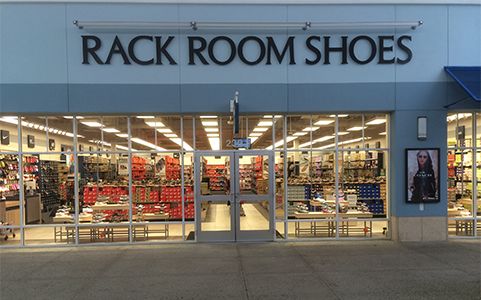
[[1, 240, 480, 300]]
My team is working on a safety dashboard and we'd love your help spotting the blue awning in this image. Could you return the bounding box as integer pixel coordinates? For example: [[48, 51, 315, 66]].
[[444, 66, 481, 102]]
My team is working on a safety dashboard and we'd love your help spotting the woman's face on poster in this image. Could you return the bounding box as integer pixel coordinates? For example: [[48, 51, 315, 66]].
[[417, 151, 428, 168]]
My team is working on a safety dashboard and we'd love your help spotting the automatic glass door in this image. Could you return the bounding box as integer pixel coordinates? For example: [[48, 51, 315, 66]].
[[194, 151, 274, 242]]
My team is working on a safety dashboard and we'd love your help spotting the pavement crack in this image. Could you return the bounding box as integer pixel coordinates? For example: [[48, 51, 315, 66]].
[[236, 245, 250, 300]]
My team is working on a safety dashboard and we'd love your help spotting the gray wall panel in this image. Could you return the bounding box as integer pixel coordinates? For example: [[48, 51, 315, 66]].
[[288, 83, 396, 112], [390, 109, 448, 217], [1, 84, 68, 113], [2, 82, 478, 114], [180, 84, 288, 113], [395, 82, 448, 110], [68, 84, 181, 113]]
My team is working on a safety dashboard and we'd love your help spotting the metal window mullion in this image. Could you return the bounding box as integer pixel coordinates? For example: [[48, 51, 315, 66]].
[[334, 115, 340, 239], [45, 117, 49, 152], [220, 117, 223, 150], [181, 117, 185, 240], [128, 117, 133, 243], [73, 117, 80, 245], [386, 113, 391, 238], [472, 114, 478, 236], [17, 117, 25, 246], [193, 116, 196, 151], [272, 116, 275, 150], [271, 116, 276, 239], [283, 115, 288, 239]]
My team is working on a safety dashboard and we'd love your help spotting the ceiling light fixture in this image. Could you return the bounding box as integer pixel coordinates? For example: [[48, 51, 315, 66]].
[[365, 118, 386, 125], [347, 126, 367, 131], [253, 127, 269, 132], [208, 137, 220, 151], [145, 121, 165, 127], [201, 121, 219, 126], [204, 127, 219, 133], [314, 119, 334, 126], [302, 126, 320, 132], [257, 121, 273, 127], [156, 128, 173, 133], [102, 128, 120, 133], [131, 138, 165, 151], [81, 121, 103, 127]]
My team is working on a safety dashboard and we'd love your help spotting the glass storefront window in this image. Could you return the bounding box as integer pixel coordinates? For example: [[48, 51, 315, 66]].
[[447, 112, 479, 237], [1, 113, 392, 246]]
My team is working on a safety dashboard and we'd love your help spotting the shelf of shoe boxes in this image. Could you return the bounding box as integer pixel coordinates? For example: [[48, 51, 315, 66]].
[[239, 165, 253, 191], [160, 156, 194, 220], [58, 163, 73, 204], [206, 165, 226, 192], [82, 155, 194, 222], [253, 156, 269, 194], [39, 160, 61, 213], [0, 155, 39, 228], [447, 152, 480, 217]]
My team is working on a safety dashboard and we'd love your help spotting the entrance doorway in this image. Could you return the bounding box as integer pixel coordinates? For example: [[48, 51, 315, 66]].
[[194, 151, 275, 242]]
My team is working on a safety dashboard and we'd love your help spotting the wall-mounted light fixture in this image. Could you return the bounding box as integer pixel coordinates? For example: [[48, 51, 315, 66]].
[[73, 20, 423, 32], [417, 116, 427, 140]]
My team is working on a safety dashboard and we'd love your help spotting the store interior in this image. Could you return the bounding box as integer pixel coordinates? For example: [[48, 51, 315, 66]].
[[446, 113, 481, 236], [0, 112, 477, 245]]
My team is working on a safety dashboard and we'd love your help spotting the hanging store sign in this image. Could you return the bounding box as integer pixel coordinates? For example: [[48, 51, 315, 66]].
[[81, 34, 412, 66]]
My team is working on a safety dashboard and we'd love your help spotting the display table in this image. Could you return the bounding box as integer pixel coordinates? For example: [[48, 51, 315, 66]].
[[91, 203, 130, 211], [448, 208, 474, 236], [52, 220, 169, 243], [294, 211, 373, 237]]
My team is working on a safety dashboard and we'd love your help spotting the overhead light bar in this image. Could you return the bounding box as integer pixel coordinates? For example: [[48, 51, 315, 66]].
[[201, 121, 218, 127], [102, 128, 120, 133], [329, 114, 349, 118], [156, 128, 173, 133], [0, 117, 77, 137], [74, 20, 423, 31], [293, 132, 308, 137], [116, 133, 129, 138], [64, 116, 84, 119], [206, 133, 219, 137], [313, 136, 335, 143], [136, 116, 155, 119], [379, 132, 387, 135], [314, 119, 334, 126], [347, 126, 367, 131], [258, 121, 273, 127], [81, 121, 103, 127], [208, 137, 220, 151], [200, 116, 217, 119], [145, 121, 165, 128], [164, 133, 178, 138], [365, 118, 386, 125], [249, 133, 263, 137], [169, 138, 194, 151], [302, 127, 319, 132], [131, 138, 165, 151], [253, 127, 269, 132], [204, 127, 218, 133], [336, 131, 350, 136]]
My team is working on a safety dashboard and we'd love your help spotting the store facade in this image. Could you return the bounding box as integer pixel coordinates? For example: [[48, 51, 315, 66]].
[[0, 1, 479, 246]]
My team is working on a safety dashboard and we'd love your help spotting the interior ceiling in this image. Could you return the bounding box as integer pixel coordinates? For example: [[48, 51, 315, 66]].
[[21, 115, 386, 151]]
